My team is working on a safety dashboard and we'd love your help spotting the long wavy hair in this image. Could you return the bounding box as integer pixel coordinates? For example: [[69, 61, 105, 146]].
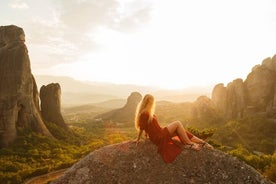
[[135, 94, 155, 130]]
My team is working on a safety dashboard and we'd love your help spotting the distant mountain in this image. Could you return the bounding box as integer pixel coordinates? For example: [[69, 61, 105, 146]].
[[35, 75, 211, 106]]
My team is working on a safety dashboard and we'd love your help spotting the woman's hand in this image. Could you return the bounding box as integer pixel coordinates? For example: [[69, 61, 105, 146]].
[[144, 132, 149, 139], [136, 138, 140, 146], [136, 130, 143, 146]]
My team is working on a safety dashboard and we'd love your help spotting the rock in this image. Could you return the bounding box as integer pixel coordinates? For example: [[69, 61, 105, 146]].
[[211, 55, 276, 119], [124, 91, 142, 110], [212, 83, 227, 115], [52, 140, 271, 184], [0, 25, 52, 147], [94, 92, 142, 125], [191, 96, 217, 120], [262, 56, 276, 73], [40, 83, 68, 129], [244, 65, 275, 113], [225, 78, 246, 119], [212, 79, 246, 119]]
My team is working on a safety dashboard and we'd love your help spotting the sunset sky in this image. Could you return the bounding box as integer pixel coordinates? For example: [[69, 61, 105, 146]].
[[1, 0, 276, 89]]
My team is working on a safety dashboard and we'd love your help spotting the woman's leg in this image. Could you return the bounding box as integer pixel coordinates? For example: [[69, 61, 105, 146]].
[[190, 135, 204, 144], [167, 121, 201, 150]]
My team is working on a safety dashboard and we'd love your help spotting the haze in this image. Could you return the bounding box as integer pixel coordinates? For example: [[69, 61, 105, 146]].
[[1, 0, 275, 89]]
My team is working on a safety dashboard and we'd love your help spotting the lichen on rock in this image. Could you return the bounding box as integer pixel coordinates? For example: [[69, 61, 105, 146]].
[[52, 140, 271, 184]]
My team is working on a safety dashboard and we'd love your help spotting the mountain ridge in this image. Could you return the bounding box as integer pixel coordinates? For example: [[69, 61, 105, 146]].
[[35, 75, 212, 106]]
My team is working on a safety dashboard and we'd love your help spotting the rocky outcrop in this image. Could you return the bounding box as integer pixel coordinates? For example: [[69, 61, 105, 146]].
[[192, 96, 217, 119], [0, 25, 52, 147], [40, 83, 68, 129], [212, 55, 276, 119], [94, 92, 142, 125], [244, 64, 275, 115], [225, 79, 246, 119], [211, 83, 227, 115], [52, 140, 271, 184]]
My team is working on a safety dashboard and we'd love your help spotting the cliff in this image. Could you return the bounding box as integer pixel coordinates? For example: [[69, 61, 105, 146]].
[[0, 25, 52, 146], [212, 55, 276, 119], [0, 25, 68, 147]]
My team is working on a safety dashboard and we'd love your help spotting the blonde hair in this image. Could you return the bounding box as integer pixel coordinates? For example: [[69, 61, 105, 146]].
[[135, 94, 155, 130]]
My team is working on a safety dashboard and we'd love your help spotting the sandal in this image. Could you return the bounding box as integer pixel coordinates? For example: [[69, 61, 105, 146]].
[[200, 142, 214, 150], [183, 143, 201, 151]]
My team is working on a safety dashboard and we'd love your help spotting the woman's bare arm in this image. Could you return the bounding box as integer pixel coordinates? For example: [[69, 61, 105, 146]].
[[136, 130, 143, 145]]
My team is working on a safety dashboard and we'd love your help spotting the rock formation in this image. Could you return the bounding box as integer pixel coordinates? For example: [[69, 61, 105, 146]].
[[211, 83, 227, 115], [244, 63, 275, 115], [40, 83, 68, 129], [52, 140, 271, 184], [94, 92, 142, 125], [0, 25, 52, 147], [212, 55, 276, 119], [192, 96, 217, 119]]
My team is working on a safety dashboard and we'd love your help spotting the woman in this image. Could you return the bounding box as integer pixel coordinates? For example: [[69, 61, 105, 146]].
[[135, 94, 213, 163]]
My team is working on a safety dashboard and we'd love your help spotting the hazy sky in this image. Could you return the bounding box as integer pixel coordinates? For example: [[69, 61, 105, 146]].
[[1, 0, 276, 89]]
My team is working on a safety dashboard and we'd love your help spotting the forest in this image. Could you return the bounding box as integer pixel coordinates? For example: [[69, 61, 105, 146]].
[[0, 103, 276, 184]]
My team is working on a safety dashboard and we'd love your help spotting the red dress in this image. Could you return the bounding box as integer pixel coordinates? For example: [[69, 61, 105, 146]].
[[139, 112, 193, 163]]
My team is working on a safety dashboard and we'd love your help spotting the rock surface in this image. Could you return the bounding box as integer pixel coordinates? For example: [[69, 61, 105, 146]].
[[52, 140, 271, 184], [0, 25, 51, 146], [40, 83, 67, 129], [192, 96, 217, 119]]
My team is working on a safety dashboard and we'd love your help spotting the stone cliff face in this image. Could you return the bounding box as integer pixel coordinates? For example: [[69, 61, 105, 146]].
[[245, 63, 275, 115], [212, 55, 276, 119], [94, 92, 142, 125], [192, 96, 217, 119], [40, 83, 68, 129], [52, 140, 270, 184], [0, 25, 52, 146]]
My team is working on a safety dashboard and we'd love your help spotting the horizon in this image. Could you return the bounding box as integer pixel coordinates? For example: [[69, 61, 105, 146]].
[[34, 74, 214, 91], [1, 0, 276, 89]]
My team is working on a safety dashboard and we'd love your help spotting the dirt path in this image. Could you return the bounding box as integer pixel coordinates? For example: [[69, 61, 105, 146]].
[[24, 168, 67, 184]]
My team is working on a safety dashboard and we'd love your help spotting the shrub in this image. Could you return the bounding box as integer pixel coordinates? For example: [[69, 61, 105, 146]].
[[264, 163, 276, 182]]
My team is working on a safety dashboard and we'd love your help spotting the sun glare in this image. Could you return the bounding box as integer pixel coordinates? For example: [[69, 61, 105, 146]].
[[32, 0, 276, 90]]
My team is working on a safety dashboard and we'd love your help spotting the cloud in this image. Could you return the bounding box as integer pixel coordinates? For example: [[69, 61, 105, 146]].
[[111, 4, 152, 32], [27, 0, 153, 69], [9, 0, 29, 9], [57, 0, 152, 32], [57, 0, 118, 32]]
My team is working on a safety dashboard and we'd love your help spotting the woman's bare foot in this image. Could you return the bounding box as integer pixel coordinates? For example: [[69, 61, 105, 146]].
[[200, 142, 214, 150], [183, 143, 202, 151]]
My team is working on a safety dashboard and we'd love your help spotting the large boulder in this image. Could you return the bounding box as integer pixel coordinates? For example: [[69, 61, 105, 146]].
[[52, 140, 271, 184], [0, 25, 51, 147], [40, 83, 68, 129]]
